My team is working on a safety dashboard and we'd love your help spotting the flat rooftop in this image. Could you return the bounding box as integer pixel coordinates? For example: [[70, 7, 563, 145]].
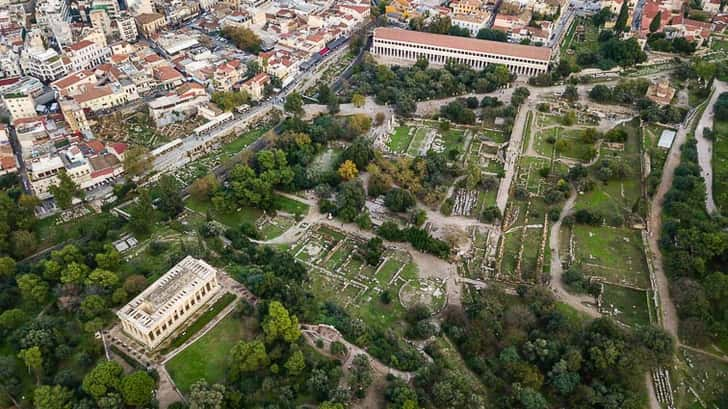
[[118, 256, 218, 331], [373, 27, 552, 62]]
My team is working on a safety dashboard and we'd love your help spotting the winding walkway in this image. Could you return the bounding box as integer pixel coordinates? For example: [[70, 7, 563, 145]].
[[547, 189, 601, 318], [694, 80, 727, 214]]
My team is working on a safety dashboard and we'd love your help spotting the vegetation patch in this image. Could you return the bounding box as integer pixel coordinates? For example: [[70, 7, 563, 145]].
[[166, 311, 257, 393]]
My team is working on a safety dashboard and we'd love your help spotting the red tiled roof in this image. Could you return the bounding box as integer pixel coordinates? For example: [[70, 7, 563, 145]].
[[154, 66, 184, 82], [67, 40, 95, 52], [374, 28, 552, 61], [52, 70, 95, 90], [87, 140, 105, 153], [111, 142, 127, 154], [74, 85, 114, 104], [0, 157, 16, 170]]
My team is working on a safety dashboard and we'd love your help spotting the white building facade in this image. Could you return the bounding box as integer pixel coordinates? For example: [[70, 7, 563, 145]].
[[117, 256, 221, 349], [371, 28, 551, 76]]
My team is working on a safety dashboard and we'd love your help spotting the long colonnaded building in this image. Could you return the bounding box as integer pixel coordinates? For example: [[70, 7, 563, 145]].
[[371, 27, 552, 77], [117, 256, 221, 349]]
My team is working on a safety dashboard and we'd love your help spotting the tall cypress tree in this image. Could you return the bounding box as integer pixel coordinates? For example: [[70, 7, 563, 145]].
[[649, 11, 662, 33], [615, 1, 629, 33]]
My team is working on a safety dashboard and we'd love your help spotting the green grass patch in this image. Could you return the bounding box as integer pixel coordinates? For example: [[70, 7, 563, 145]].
[[161, 293, 236, 353], [572, 225, 649, 288], [186, 197, 261, 226], [223, 128, 268, 155], [601, 284, 651, 327], [273, 195, 309, 215], [407, 127, 429, 156], [713, 119, 728, 211], [166, 311, 258, 393], [672, 347, 728, 409], [388, 126, 413, 153]]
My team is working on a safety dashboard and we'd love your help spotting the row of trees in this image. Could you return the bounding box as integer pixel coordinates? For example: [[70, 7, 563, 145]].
[[343, 55, 514, 116], [589, 80, 686, 124], [660, 140, 728, 346]]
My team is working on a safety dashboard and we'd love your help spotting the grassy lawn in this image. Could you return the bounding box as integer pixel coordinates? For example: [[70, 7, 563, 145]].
[[388, 126, 412, 153], [713, 119, 728, 211], [375, 258, 403, 285], [186, 197, 261, 226], [672, 347, 728, 409], [407, 127, 429, 156], [166, 312, 258, 394], [711, 38, 728, 51], [572, 225, 649, 288], [500, 230, 522, 278], [274, 195, 309, 215], [601, 284, 651, 327], [223, 128, 268, 155], [162, 293, 236, 353], [482, 128, 506, 143], [535, 127, 557, 157]]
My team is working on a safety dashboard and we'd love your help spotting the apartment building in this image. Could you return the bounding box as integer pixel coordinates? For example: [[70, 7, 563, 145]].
[[1, 93, 36, 122], [21, 48, 69, 82], [64, 40, 112, 72], [117, 14, 139, 42], [241, 72, 269, 101]]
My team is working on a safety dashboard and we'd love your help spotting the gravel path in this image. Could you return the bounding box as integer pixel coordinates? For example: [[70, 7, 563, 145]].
[[547, 189, 601, 318], [694, 80, 727, 214]]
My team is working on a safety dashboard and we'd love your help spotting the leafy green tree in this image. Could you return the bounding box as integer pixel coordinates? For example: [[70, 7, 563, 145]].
[[0, 356, 22, 407], [221, 26, 262, 53], [188, 380, 225, 409], [0, 256, 15, 278], [364, 237, 384, 266], [517, 387, 549, 409], [284, 92, 304, 116], [284, 349, 306, 375], [341, 138, 374, 169], [562, 85, 578, 102], [614, 0, 629, 33], [336, 180, 365, 222], [0, 308, 26, 333], [649, 11, 662, 33], [33, 385, 73, 409], [230, 339, 269, 373], [60, 262, 89, 285], [211, 91, 251, 111], [80, 295, 107, 319], [16, 274, 49, 304], [128, 188, 155, 236], [18, 346, 42, 383], [49, 170, 83, 209], [120, 371, 155, 406], [512, 87, 531, 106], [714, 92, 728, 120], [350, 354, 372, 398], [384, 188, 416, 212], [85, 269, 119, 289], [123, 146, 152, 178], [82, 361, 124, 399], [95, 245, 121, 271], [262, 301, 301, 343], [476, 28, 508, 42], [155, 175, 184, 219], [97, 393, 124, 409]]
